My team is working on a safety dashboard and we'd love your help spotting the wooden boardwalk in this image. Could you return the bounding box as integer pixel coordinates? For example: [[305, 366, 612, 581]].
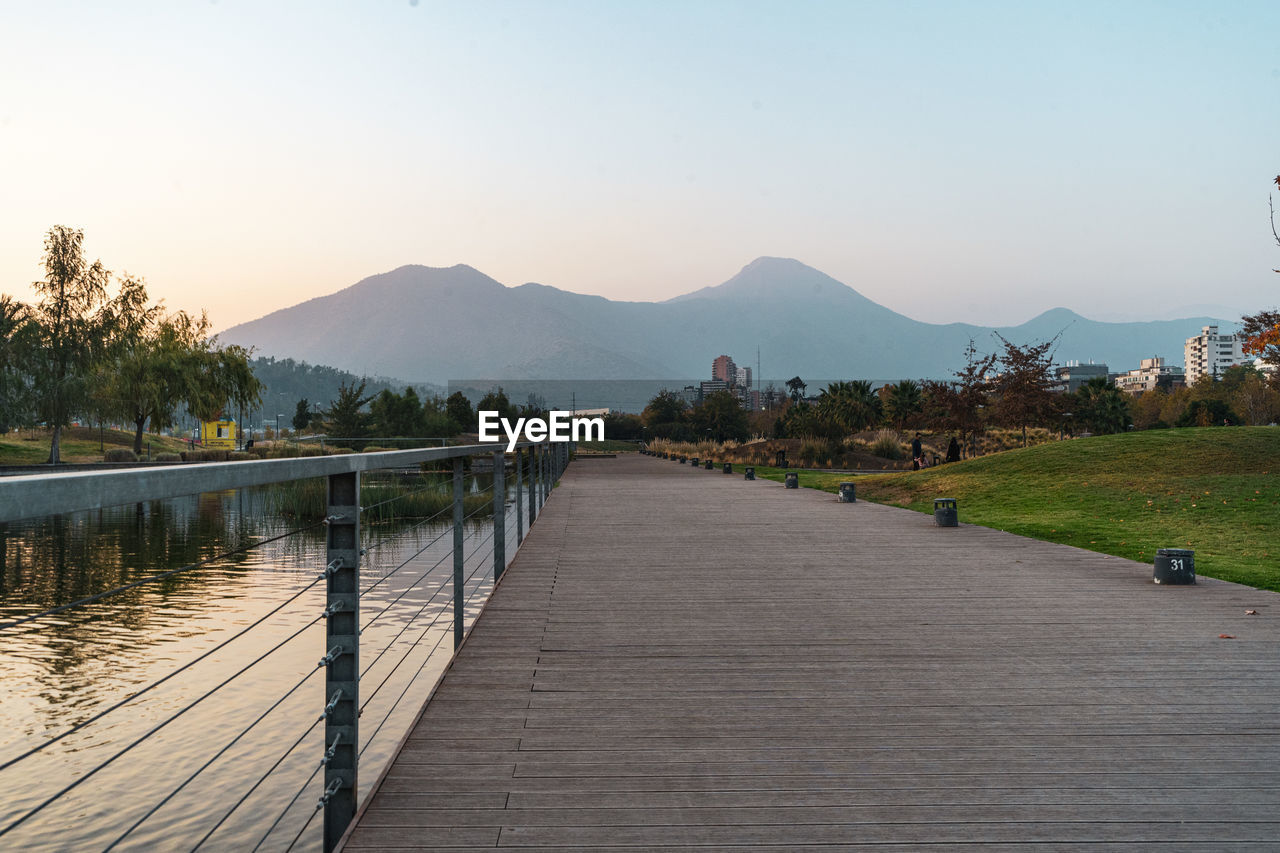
[[343, 454, 1280, 851]]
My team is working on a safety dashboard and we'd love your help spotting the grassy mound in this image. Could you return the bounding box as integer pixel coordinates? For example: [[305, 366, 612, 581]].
[[758, 427, 1280, 592], [0, 426, 190, 464]]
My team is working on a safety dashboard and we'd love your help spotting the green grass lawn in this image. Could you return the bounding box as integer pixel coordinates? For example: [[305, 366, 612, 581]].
[[755, 427, 1280, 592]]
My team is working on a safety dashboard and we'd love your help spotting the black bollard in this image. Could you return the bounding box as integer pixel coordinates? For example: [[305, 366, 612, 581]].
[[744, 467, 755, 480], [723, 462, 732, 474], [1153, 549, 1196, 584], [933, 498, 958, 527], [839, 482, 856, 503], [704, 459, 713, 470], [785, 472, 798, 489]]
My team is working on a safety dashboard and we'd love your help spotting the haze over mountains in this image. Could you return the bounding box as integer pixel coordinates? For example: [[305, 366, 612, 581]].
[[220, 258, 1234, 386]]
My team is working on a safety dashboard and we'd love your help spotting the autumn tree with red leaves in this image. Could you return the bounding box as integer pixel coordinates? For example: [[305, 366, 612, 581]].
[[1238, 174, 1280, 388]]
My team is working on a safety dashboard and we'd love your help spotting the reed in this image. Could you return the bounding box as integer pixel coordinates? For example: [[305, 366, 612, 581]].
[[262, 477, 495, 521]]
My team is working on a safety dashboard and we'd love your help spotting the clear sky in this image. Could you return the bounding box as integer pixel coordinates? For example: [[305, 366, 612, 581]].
[[2, 0, 1277, 331]]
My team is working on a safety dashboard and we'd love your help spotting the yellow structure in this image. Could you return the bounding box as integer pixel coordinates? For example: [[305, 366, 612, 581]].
[[200, 419, 237, 450]]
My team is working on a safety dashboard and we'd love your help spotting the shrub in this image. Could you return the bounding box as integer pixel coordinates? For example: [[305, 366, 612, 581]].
[[154, 452, 182, 462], [104, 448, 138, 463], [870, 429, 906, 460], [229, 451, 253, 461]]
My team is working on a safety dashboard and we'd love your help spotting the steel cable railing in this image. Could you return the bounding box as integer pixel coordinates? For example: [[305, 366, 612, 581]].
[[0, 442, 566, 853], [0, 610, 325, 840], [101, 664, 325, 851], [256, 760, 324, 853], [356, 512, 506, 758], [359, 487, 492, 600], [0, 572, 325, 774], [189, 714, 323, 852]]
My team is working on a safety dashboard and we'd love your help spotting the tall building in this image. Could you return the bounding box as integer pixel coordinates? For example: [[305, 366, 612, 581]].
[[1184, 325, 1243, 385], [712, 355, 737, 384], [735, 365, 752, 390]]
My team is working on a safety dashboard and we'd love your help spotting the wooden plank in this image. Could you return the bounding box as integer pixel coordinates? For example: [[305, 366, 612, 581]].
[[341, 454, 1280, 850]]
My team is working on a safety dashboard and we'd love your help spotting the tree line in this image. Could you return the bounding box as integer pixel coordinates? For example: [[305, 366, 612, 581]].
[[0, 227, 262, 462], [636, 332, 1280, 452], [308, 384, 544, 445]]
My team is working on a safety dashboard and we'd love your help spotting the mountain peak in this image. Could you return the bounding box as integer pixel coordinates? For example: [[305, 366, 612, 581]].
[[665, 257, 870, 304]]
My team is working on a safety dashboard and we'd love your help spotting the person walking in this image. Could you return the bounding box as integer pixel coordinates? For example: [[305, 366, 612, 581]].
[[911, 433, 923, 470]]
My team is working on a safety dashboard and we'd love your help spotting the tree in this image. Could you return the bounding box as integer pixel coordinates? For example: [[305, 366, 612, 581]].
[[98, 306, 211, 454], [370, 387, 427, 437], [475, 387, 517, 429], [950, 339, 996, 452], [28, 226, 111, 463], [1237, 176, 1280, 386], [642, 389, 688, 428], [883, 379, 923, 430], [89, 275, 229, 454], [185, 340, 262, 424], [689, 390, 749, 442], [991, 333, 1060, 446], [785, 376, 807, 404], [1232, 371, 1280, 425], [1072, 376, 1130, 435], [326, 380, 373, 443], [445, 391, 473, 432], [1129, 388, 1169, 430], [0, 295, 36, 432], [1176, 398, 1240, 427], [817, 380, 881, 433], [293, 398, 314, 432]]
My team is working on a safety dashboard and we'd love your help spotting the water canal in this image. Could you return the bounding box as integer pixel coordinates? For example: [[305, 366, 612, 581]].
[[0, 471, 519, 852]]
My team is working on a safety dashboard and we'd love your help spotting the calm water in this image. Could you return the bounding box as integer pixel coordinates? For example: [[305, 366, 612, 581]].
[[0, 476, 520, 852]]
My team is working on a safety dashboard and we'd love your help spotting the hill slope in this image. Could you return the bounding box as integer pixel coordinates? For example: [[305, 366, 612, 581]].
[[766, 428, 1280, 592]]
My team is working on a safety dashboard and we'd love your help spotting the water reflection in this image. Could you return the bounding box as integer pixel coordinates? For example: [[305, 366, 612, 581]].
[[0, 475, 516, 851]]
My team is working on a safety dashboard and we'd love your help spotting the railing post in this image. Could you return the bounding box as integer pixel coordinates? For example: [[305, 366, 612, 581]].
[[514, 447, 523, 546], [452, 457, 464, 650], [323, 472, 360, 853], [492, 450, 506, 582], [529, 445, 539, 524], [542, 444, 550, 502]]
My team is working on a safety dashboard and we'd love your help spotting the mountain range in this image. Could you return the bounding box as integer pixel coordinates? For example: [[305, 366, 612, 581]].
[[219, 258, 1234, 386]]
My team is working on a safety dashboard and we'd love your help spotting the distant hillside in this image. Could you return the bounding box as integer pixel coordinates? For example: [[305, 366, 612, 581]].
[[245, 356, 444, 429], [220, 258, 1233, 385]]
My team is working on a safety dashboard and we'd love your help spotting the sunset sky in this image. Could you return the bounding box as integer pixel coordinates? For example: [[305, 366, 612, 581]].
[[2, 0, 1278, 332]]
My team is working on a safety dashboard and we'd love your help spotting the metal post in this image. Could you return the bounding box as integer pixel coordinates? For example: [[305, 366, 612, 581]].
[[453, 457, 464, 650], [514, 447, 524, 546], [542, 444, 550, 501], [527, 446, 537, 527], [323, 472, 360, 853], [492, 449, 506, 582]]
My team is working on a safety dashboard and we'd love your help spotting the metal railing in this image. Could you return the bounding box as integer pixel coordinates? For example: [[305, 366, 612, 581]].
[[0, 440, 571, 852]]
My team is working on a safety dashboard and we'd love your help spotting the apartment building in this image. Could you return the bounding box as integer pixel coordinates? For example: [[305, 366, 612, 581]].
[[1053, 361, 1110, 393], [1115, 357, 1185, 395], [1184, 325, 1243, 385]]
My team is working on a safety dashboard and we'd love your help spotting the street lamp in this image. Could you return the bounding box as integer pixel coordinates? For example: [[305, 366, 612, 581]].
[[276, 413, 285, 440]]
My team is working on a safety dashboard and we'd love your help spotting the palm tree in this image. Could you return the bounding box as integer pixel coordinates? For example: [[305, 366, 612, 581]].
[[1074, 377, 1130, 434], [818, 380, 881, 433], [884, 379, 923, 430]]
